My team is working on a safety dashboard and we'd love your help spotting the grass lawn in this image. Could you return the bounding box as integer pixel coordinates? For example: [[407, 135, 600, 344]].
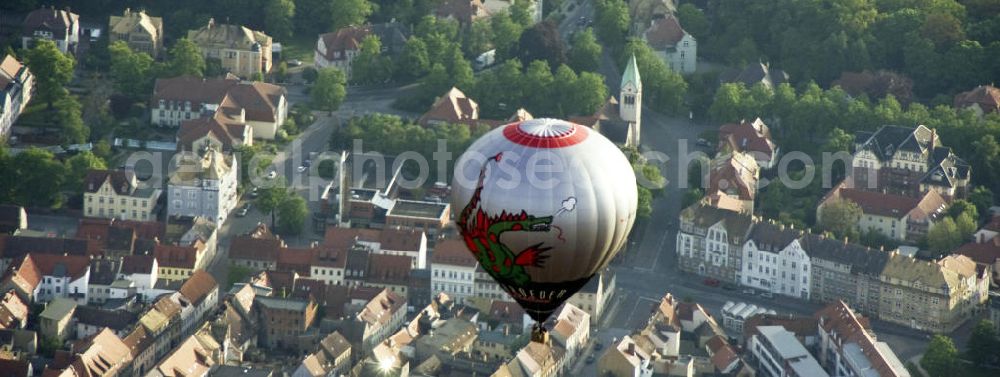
[[280, 34, 316, 62]]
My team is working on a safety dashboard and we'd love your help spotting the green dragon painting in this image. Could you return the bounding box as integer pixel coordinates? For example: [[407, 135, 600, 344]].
[[457, 153, 557, 286]]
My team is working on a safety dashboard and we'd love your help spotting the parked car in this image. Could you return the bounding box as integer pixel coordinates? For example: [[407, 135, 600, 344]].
[[702, 278, 721, 287], [287, 59, 303, 66], [266, 171, 277, 180], [585, 355, 595, 364], [236, 204, 250, 217], [594, 342, 604, 351], [742, 288, 756, 295], [249, 187, 259, 198], [297, 165, 307, 173], [760, 292, 774, 299]]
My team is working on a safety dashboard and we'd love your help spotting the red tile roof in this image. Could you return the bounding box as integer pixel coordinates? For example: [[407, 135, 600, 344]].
[[121, 254, 156, 275], [418, 87, 480, 126], [4, 254, 42, 293], [0, 289, 28, 329], [954, 85, 1000, 114], [955, 237, 1000, 265], [278, 247, 317, 275], [489, 300, 525, 324], [317, 26, 371, 62], [152, 76, 286, 123], [179, 270, 218, 306], [718, 118, 776, 163], [230, 234, 282, 263], [814, 301, 901, 377], [643, 14, 687, 50], [366, 254, 411, 285], [31, 254, 90, 280], [153, 243, 200, 269], [431, 239, 477, 268], [825, 185, 946, 220], [84, 170, 136, 195], [177, 116, 248, 152]]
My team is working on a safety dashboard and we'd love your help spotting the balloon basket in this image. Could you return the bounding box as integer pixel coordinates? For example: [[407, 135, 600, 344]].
[[530, 323, 549, 344]]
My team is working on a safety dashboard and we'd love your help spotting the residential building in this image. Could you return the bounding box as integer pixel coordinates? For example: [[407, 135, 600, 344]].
[[0, 359, 30, 377], [108, 8, 163, 57], [385, 200, 451, 238], [818, 184, 947, 242], [628, 0, 678, 35], [167, 148, 239, 224], [230, 224, 284, 271], [21, 7, 79, 54], [741, 221, 812, 299], [954, 84, 1000, 116], [154, 241, 209, 282], [417, 87, 486, 127], [351, 289, 406, 358], [152, 75, 287, 140], [74, 217, 165, 258], [719, 62, 789, 89], [0, 254, 42, 303], [432, 239, 478, 304], [747, 325, 829, 377], [851, 125, 970, 198], [0, 289, 28, 329], [365, 253, 411, 297], [33, 254, 90, 304], [642, 14, 697, 73], [255, 296, 318, 351], [550, 303, 590, 364], [676, 202, 753, 284], [434, 0, 490, 26], [293, 331, 352, 377], [706, 151, 760, 213], [178, 270, 219, 335], [314, 22, 409, 76], [147, 334, 216, 377], [803, 233, 889, 316], [877, 253, 989, 333], [721, 301, 774, 337], [0, 55, 33, 140], [86, 258, 132, 304], [324, 227, 428, 269], [120, 254, 158, 292], [43, 328, 133, 377], [83, 169, 162, 221], [598, 334, 655, 377], [39, 298, 77, 342], [814, 301, 911, 377], [414, 317, 478, 361], [718, 118, 779, 170], [566, 268, 616, 321], [74, 306, 136, 340], [187, 18, 272, 77]]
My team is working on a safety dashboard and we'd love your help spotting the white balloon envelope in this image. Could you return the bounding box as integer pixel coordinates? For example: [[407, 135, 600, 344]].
[[451, 118, 638, 324]]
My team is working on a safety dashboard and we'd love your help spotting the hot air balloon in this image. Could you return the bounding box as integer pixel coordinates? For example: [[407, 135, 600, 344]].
[[451, 118, 638, 343]]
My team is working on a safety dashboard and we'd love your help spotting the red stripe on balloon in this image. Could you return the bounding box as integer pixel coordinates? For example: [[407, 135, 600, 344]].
[[501, 121, 589, 148]]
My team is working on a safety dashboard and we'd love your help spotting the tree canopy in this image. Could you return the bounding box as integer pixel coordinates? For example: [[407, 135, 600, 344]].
[[312, 68, 347, 112]]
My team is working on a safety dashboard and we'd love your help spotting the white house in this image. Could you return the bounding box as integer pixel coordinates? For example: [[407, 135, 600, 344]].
[[550, 303, 590, 372], [431, 239, 478, 304], [21, 7, 80, 54], [178, 270, 219, 336], [741, 222, 813, 299], [749, 326, 828, 377], [33, 254, 91, 305], [167, 148, 239, 225], [119, 254, 158, 296], [151, 76, 287, 140], [642, 14, 697, 73], [0, 55, 34, 140]]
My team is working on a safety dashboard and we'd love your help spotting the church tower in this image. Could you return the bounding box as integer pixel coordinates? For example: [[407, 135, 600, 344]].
[[620, 55, 642, 147]]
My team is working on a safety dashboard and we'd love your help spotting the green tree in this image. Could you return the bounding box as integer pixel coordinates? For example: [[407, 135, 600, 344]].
[[572, 72, 609, 116], [277, 194, 309, 235], [948, 200, 979, 223], [922, 335, 959, 377], [24, 39, 74, 108], [822, 128, 855, 153], [515, 21, 566, 68], [166, 38, 206, 77], [491, 11, 524, 58], [818, 198, 862, 239], [257, 178, 288, 227], [709, 83, 747, 123], [510, 0, 534, 27], [264, 0, 295, 40], [966, 319, 999, 366], [64, 152, 107, 192], [637, 187, 653, 218], [311, 68, 347, 112], [595, 0, 630, 47], [955, 212, 977, 245], [927, 217, 962, 255], [623, 39, 687, 114], [11, 148, 66, 208], [352, 36, 393, 84], [54, 97, 89, 144], [569, 28, 602, 72], [969, 186, 994, 222], [676, 3, 708, 39], [444, 46, 474, 90], [331, 0, 374, 30], [463, 19, 494, 57], [108, 41, 154, 98], [400, 37, 431, 79]]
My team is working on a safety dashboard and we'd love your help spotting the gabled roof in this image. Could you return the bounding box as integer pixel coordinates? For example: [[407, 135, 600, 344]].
[[418, 87, 480, 126], [0, 55, 28, 89], [356, 289, 404, 327], [823, 185, 946, 220], [679, 202, 753, 240], [88, 258, 120, 286], [40, 298, 77, 321], [799, 233, 889, 276], [0, 235, 91, 260], [708, 151, 759, 201], [23, 8, 78, 37], [153, 243, 200, 269], [152, 76, 285, 123], [73, 306, 138, 331], [814, 301, 908, 377], [0, 289, 28, 329], [187, 19, 270, 51], [621, 55, 642, 91], [954, 85, 1000, 114], [720, 62, 789, 89], [719, 118, 776, 162], [746, 222, 801, 253], [32, 254, 90, 280], [317, 26, 371, 61], [0, 359, 30, 377], [230, 225, 283, 262], [431, 239, 477, 268], [121, 254, 156, 275], [643, 14, 689, 50], [434, 0, 489, 24], [177, 116, 248, 152], [179, 270, 218, 306], [854, 125, 934, 161], [109, 9, 162, 39], [367, 254, 411, 285]]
